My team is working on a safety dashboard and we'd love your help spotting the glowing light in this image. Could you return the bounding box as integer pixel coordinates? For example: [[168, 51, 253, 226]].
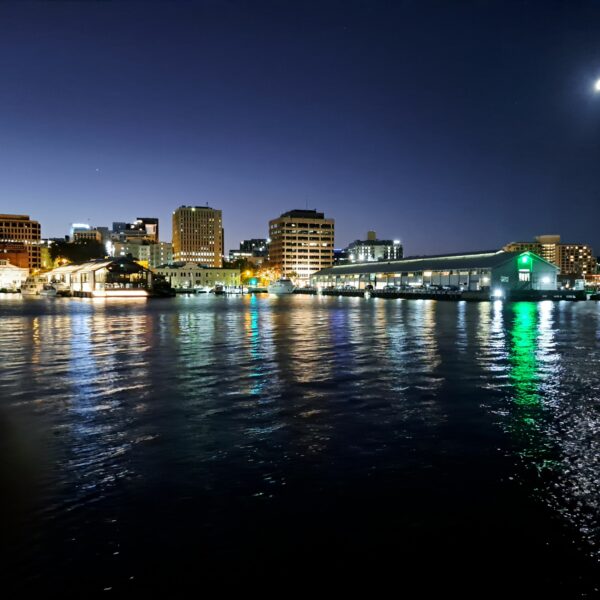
[[92, 289, 148, 298], [595, 78, 600, 92], [542, 276, 551, 284], [492, 288, 504, 298]]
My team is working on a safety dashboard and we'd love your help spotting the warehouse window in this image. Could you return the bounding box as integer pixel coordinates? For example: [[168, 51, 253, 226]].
[[519, 272, 530, 282]]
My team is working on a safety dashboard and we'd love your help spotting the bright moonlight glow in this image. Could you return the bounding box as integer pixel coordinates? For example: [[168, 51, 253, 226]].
[[595, 79, 600, 92]]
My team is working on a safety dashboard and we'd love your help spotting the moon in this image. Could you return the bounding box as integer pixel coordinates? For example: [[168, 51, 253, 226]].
[[595, 79, 600, 92]]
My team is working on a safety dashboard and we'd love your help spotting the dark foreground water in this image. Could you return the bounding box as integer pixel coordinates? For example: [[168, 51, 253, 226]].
[[1, 294, 600, 594]]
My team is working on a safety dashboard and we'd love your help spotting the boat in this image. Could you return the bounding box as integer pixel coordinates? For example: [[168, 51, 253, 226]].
[[39, 284, 58, 297], [20, 275, 47, 296], [211, 285, 226, 295], [267, 278, 296, 295]]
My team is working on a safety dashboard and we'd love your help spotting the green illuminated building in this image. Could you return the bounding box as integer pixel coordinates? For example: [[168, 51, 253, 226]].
[[310, 250, 559, 298]]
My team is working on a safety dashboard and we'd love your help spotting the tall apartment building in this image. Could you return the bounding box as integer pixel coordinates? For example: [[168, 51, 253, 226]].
[[0, 214, 41, 270], [172, 205, 223, 267], [268, 209, 334, 282], [503, 235, 595, 277]]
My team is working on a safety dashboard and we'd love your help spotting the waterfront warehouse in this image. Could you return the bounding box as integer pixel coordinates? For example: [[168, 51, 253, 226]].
[[310, 250, 559, 297], [43, 257, 160, 297]]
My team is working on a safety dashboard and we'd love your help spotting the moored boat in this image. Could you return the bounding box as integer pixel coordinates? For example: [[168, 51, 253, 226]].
[[267, 278, 295, 295], [39, 284, 58, 297], [21, 275, 47, 296]]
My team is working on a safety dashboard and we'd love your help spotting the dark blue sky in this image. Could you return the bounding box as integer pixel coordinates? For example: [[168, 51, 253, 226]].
[[2, 0, 600, 254]]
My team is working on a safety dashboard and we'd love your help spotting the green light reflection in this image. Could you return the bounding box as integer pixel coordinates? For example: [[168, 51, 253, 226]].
[[507, 302, 558, 470]]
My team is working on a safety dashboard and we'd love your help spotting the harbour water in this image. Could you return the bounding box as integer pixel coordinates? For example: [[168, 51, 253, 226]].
[[1, 295, 600, 593]]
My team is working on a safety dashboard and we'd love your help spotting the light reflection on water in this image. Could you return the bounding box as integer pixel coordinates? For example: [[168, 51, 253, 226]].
[[1, 295, 600, 590]]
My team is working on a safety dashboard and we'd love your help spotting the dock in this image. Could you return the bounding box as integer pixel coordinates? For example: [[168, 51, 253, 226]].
[[292, 288, 588, 301]]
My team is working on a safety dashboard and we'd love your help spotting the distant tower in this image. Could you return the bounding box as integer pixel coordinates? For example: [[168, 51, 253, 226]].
[[367, 231, 376, 241], [172, 205, 223, 267]]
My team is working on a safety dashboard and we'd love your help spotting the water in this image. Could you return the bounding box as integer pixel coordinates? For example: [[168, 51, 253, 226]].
[[1, 295, 599, 594]]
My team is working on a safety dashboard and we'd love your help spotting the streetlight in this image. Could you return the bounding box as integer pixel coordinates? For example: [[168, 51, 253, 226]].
[[595, 78, 600, 93]]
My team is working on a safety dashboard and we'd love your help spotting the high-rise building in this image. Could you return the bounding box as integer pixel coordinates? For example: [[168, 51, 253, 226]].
[[503, 235, 595, 277], [268, 209, 334, 282], [345, 231, 403, 263], [0, 214, 41, 270], [172, 205, 223, 267]]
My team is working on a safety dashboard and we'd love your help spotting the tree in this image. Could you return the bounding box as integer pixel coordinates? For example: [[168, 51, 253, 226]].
[[222, 257, 254, 272], [49, 239, 106, 264]]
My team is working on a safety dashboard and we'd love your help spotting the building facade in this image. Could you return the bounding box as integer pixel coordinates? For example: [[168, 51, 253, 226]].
[[149, 242, 173, 269], [240, 238, 268, 256], [311, 250, 558, 297], [135, 218, 159, 243], [0, 214, 41, 270], [346, 231, 403, 263], [228, 238, 268, 265], [154, 262, 240, 289], [503, 235, 595, 277], [0, 259, 29, 290], [43, 257, 158, 297], [111, 241, 152, 265], [70, 223, 92, 240], [73, 229, 102, 242], [268, 209, 334, 283], [172, 206, 223, 267]]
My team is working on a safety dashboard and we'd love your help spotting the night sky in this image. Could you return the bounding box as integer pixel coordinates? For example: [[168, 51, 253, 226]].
[[2, 0, 600, 255]]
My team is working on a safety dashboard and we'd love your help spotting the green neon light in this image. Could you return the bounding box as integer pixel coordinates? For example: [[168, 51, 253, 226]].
[[519, 253, 532, 271]]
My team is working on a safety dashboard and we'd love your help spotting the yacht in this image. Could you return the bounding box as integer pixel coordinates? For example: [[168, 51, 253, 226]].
[[21, 275, 47, 296], [267, 278, 295, 295], [39, 284, 58, 297]]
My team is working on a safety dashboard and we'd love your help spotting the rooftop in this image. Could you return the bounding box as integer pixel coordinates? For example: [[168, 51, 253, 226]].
[[279, 209, 326, 219], [155, 262, 238, 270], [348, 239, 402, 246], [174, 205, 218, 211], [313, 250, 558, 276]]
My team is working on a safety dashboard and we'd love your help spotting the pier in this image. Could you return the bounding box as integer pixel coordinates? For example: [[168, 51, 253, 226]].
[[292, 288, 588, 301]]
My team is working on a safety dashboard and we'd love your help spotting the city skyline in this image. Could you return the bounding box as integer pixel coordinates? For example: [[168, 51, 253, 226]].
[[2, 1, 600, 253]]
